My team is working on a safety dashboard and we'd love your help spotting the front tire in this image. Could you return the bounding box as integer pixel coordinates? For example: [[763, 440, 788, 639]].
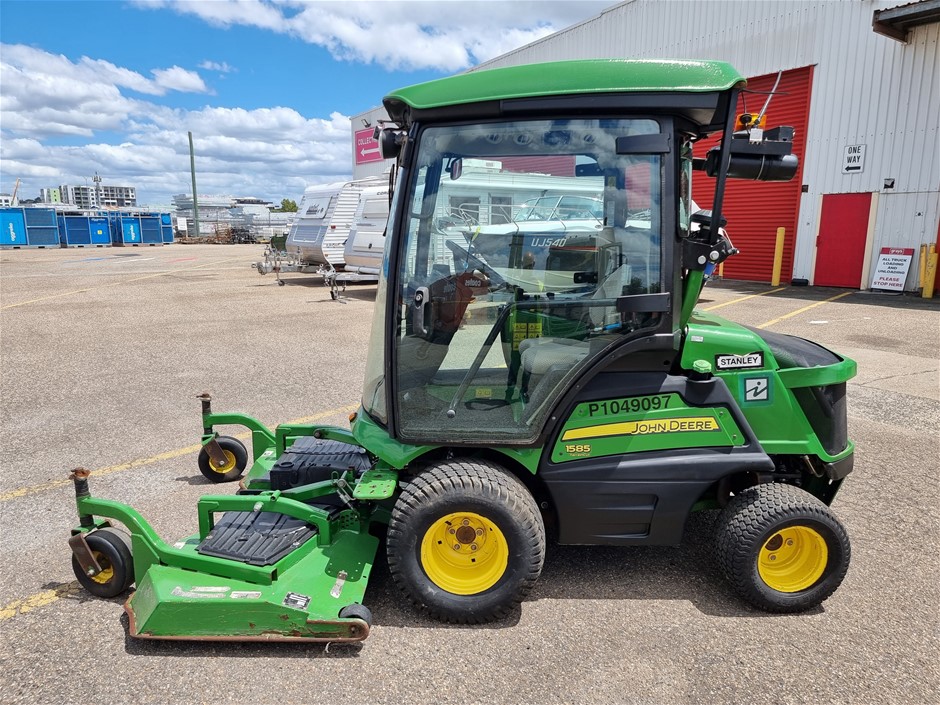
[[715, 482, 850, 613], [386, 459, 545, 623]]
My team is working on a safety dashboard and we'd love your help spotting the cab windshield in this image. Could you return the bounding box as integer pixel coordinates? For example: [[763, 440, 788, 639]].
[[382, 118, 666, 442]]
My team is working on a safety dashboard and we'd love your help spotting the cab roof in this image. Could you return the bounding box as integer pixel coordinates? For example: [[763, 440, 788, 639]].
[[383, 59, 745, 128]]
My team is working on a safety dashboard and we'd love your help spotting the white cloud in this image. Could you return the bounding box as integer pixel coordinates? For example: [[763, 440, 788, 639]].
[[0, 41, 353, 204], [0, 43, 212, 140], [1, 2, 612, 204], [152, 66, 209, 93], [199, 60, 236, 73], [139, 0, 289, 31], [141, 0, 611, 71]]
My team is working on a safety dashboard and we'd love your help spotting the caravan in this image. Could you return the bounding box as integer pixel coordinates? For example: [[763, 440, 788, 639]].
[[256, 176, 390, 293], [343, 185, 390, 277], [259, 161, 607, 293], [287, 176, 386, 268]]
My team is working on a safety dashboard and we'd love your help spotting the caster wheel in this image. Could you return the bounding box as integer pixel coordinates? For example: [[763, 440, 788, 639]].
[[198, 436, 248, 482], [72, 527, 134, 598], [339, 603, 373, 626]]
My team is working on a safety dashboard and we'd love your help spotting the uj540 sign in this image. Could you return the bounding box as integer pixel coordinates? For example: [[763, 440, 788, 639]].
[[870, 247, 914, 291]]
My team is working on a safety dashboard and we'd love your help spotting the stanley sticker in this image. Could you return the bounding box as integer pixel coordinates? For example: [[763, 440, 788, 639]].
[[715, 352, 763, 370], [562, 416, 720, 441]]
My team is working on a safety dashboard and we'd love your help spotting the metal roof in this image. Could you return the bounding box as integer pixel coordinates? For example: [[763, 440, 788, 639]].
[[873, 0, 940, 42]]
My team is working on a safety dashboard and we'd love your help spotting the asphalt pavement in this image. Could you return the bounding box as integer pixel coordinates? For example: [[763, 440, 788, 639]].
[[1, 244, 937, 705]]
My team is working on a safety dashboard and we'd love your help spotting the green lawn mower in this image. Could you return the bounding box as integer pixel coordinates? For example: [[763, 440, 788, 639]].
[[69, 59, 856, 642]]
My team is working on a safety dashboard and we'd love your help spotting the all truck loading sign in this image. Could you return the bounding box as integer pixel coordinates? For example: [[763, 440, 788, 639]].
[[871, 248, 914, 291]]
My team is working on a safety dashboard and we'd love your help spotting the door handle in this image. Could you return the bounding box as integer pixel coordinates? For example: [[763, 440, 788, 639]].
[[413, 286, 430, 337]]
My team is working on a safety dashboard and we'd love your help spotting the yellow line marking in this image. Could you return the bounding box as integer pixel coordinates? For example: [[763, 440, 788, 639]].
[[0, 403, 359, 503], [0, 582, 83, 623], [702, 287, 786, 311], [0, 257, 243, 310], [757, 291, 854, 328]]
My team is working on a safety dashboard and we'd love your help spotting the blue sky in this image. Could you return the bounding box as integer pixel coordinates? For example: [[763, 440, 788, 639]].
[[1, 0, 611, 207]]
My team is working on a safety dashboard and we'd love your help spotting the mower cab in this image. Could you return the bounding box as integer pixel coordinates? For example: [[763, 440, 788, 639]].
[[70, 60, 856, 642]]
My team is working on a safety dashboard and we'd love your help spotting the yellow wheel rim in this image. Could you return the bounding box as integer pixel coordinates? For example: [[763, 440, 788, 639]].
[[758, 525, 828, 592], [90, 550, 115, 585], [420, 512, 509, 595], [211, 449, 237, 475]]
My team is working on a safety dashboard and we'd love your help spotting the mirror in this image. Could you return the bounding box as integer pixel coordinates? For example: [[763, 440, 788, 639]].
[[377, 128, 404, 159], [703, 150, 798, 181]]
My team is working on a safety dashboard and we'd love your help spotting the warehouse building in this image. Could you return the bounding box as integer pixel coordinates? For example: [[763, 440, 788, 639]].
[[352, 0, 940, 292]]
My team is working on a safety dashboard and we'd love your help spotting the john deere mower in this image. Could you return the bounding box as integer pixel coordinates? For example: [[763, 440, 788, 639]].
[[69, 60, 855, 642]]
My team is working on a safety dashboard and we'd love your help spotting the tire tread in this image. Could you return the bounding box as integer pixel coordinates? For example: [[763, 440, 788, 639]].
[[387, 458, 545, 624]]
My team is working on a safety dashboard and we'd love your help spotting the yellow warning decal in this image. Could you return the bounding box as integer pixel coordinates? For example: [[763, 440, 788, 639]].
[[562, 416, 720, 441]]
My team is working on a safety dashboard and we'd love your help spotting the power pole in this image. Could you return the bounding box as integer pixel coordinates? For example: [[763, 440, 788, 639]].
[[188, 131, 200, 238]]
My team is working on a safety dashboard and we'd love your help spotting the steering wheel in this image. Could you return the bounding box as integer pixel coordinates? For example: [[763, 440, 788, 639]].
[[444, 238, 508, 289]]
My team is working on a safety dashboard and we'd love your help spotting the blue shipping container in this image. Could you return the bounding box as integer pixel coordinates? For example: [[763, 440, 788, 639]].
[[89, 217, 110, 245], [140, 215, 162, 245], [1, 208, 28, 246], [57, 215, 93, 246], [111, 215, 142, 245], [23, 208, 59, 247], [160, 213, 175, 243]]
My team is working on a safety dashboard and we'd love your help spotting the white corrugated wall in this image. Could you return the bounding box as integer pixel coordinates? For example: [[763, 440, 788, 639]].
[[473, 0, 940, 288]]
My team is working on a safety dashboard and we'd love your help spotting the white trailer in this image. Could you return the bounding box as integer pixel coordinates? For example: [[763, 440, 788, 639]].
[[258, 162, 603, 296], [287, 176, 386, 267], [343, 184, 390, 276], [255, 175, 389, 295]]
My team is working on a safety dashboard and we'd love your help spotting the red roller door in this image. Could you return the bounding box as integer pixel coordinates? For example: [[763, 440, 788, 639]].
[[692, 66, 813, 282]]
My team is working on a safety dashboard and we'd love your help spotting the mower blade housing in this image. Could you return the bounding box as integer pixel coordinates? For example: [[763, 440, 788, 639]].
[[126, 528, 378, 642]]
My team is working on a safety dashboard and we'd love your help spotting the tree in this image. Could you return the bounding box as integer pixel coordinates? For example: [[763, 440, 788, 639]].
[[276, 198, 298, 212]]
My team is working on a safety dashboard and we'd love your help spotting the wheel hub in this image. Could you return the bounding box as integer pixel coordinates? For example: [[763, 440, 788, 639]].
[[212, 449, 236, 474], [89, 550, 115, 585], [758, 525, 828, 593], [420, 511, 509, 595], [455, 525, 477, 544]]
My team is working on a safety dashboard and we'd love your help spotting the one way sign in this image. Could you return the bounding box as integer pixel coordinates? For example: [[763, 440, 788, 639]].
[[842, 144, 866, 174]]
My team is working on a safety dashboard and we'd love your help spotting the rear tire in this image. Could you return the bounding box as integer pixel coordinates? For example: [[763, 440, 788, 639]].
[[715, 483, 850, 613], [386, 459, 545, 623], [72, 527, 135, 598]]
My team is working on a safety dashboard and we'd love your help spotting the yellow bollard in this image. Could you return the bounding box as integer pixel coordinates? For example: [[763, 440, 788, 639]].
[[918, 244, 927, 288], [771, 227, 786, 286], [717, 261, 725, 279], [923, 244, 937, 299]]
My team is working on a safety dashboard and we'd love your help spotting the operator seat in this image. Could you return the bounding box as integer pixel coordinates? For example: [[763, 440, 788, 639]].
[[518, 262, 630, 401]]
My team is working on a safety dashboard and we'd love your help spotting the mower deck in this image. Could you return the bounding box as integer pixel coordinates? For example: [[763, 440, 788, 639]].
[[126, 522, 378, 642]]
